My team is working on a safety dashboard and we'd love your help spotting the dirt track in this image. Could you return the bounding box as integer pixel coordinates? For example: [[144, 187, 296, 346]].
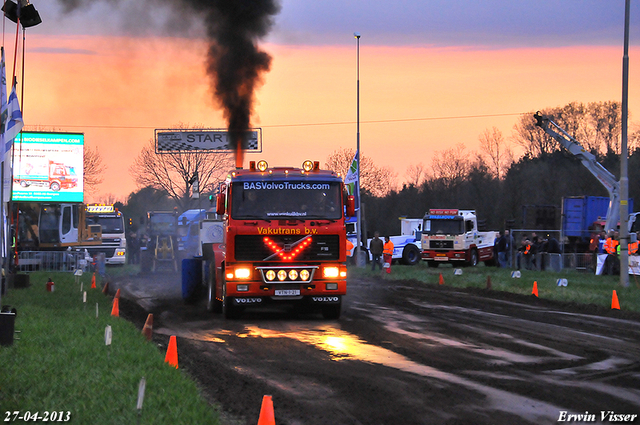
[[114, 271, 640, 425]]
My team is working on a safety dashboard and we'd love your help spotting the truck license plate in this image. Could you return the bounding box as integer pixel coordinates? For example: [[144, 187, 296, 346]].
[[275, 289, 300, 296]]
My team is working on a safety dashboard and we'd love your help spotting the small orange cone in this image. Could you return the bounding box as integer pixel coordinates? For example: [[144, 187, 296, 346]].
[[439, 273, 445, 285], [165, 335, 178, 368], [91, 273, 96, 289], [532, 281, 538, 297], [114, 288, 121, 300], [612, 290, 621, 310], [257, 395, 275, 425], [141, 314, 154, 341], [111, 297, 119, 317], [486, 276, 492, 290], [102, 281, 110, 295]]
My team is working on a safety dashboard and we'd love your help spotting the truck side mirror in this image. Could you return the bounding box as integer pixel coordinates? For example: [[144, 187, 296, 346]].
[[346, 195, 355, 218], [216, 193, 226, 216]]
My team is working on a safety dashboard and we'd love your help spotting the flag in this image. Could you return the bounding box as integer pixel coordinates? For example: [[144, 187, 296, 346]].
[[0, 46, 7, 162], [344, 150, 359, 207], [3, 85, 23, 156]]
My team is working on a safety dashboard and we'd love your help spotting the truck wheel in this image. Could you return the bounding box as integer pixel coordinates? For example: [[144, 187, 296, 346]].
[[321, 297, 342, 320], [401, 245, 421, 265], [50, 182, 60, 191], [206, 263, 222, 313], [222, 282, 242, 319], [467, 249, 478, 267]]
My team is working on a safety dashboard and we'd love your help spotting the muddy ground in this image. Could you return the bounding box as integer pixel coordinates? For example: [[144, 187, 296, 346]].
[[113, 271, 640, 425]]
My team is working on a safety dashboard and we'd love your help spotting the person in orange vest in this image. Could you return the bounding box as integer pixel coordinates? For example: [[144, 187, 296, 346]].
[[629, 232, 640, 255], [345, 239, 355, 263], [603, 230, 620, 275], [383, 236, 394, 274]]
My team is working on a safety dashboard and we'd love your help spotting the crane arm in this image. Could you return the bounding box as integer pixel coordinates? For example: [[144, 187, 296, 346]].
[[533, 112, 620, 232]]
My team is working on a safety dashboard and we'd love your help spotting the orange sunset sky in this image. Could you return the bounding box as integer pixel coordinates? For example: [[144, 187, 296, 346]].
[[5, 1, 640, 202]]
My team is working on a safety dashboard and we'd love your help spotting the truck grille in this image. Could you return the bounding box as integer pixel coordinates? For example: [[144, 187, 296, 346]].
[[86, 247, 116, 258], [234, 235, 340, 261], [429, 240, 454, 249]]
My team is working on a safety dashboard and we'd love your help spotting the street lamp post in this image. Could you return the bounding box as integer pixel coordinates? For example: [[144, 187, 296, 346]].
[[354, 32, 364, 267], [620, 0, 631, 288]]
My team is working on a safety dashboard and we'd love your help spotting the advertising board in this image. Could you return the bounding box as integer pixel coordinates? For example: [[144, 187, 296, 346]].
[[11, 132, 84, 202]]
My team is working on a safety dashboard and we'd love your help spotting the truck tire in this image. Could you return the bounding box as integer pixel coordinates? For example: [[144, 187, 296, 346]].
[[222, 282, 242, 319], [466, 249, 478, 267], [50, 182, 60, 191], [206, 262, 222, 313], [401, 245, 421, 265], [321, 296, 342, 320]]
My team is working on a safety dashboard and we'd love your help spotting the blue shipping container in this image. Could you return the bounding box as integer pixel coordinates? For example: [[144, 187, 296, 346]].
[[562, 196, 634, 238]]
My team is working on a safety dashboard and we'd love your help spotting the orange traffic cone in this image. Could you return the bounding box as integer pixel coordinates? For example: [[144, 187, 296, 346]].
[[91, 273, 96, 289], [612, 290, 621, 310], [111, 297, 119, 317], [257, 395, 275, 425], [114, 288, 121, 300], [532, 281, 538, 297], [102, 281, 110, 295], [439, 273, 445, 285], [165, 335, 178, 369], [141, 314, 154, 341], [486, 276, 492, 290]]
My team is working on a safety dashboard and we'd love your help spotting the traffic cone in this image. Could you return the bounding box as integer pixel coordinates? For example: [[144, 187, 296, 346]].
[[114, 288, 121, 300], [257, 395, 275, 425], [102, 281, 110, 295], [439, 273, 444, 285], [111, 297, 119, 317], [486, 276, 492, 290], [165, 335, 178, 369], [141, 314, 153, 341], [91, 273, 96, 289], [612, 290, 621, 310], [532, 281, 538, 297]]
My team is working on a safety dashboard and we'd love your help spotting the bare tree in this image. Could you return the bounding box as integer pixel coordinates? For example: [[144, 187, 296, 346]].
[[84, 145, 106, 194], [405, 162, 426, 187], [512, 111, 559, 157], [429, 142, 471, 187], [588, 101, 621, 154], [130, 139, 234, 211], [325, 148, 397, 197], [478, 127, 513, 180]]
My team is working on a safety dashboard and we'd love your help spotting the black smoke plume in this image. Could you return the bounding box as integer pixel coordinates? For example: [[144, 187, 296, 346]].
[[57, 0, 281, 168]]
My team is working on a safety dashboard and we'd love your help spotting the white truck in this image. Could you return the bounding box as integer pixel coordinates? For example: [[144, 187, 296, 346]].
[[346, 217, 423, 266], [421, 209, 497, 267]]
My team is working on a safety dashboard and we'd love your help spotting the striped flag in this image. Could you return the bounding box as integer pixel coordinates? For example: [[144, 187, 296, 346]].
[[3, 85, 23, 156], [344, 150, 359, 207], [0, 46, 7, 163]]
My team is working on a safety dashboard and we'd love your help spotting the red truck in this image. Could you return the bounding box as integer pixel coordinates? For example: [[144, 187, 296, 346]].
[[14, 160, 78, 191], [203, 160, 354, 319]]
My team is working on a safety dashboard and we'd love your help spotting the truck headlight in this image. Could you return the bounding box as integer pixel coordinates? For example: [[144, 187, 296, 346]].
[[323, 266, 339, 278], [234, 268, 251, 279]]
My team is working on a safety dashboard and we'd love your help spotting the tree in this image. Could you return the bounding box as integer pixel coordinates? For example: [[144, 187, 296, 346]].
[[83, 145, 106, 194], [130, 139, 234, 212], [325, 148, 397, 197], [429, 142, 471, 188], [405, 162, 426, 187], [479, 127, 513, 180]]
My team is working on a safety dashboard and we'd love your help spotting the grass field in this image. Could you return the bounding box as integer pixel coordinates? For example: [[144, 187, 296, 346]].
[[349, 261, 640, 313], [0, 271, 220, 425]]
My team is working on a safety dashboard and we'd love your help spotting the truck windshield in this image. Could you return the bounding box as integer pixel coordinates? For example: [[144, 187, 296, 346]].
[[86, 215, 124, 233], [231, 181, 342, 220], [423, 218, 464, 235]]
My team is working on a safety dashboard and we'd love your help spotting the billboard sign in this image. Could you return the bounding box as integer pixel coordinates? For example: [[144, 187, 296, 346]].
[[155, 128, 262, 153], [12, 132, 84, 202]]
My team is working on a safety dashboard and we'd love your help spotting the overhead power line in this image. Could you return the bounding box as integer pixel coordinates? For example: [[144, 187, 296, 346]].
[[28, 112, 526, 131]]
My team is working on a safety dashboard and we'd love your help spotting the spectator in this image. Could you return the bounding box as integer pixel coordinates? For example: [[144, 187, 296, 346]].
[[369, 232, 384, 271], [383, 236, 394, 274]]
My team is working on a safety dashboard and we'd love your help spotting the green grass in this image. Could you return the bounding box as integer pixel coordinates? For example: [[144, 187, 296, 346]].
[[0, 272, 219, 425], [350, 262, 640, 313]]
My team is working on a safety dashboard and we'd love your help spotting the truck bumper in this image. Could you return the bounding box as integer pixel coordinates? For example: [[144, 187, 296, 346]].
[[422, 250, 467, 262]]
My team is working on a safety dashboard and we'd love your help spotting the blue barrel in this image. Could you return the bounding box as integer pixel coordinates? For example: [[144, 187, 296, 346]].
[[181, 259, 202, 300]]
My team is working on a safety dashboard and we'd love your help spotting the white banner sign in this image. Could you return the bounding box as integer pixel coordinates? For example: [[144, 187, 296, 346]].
[[155, 129, 261, 153]]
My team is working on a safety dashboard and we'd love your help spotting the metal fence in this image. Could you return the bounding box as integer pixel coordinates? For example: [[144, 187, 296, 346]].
[[16, 251, 91, 273]]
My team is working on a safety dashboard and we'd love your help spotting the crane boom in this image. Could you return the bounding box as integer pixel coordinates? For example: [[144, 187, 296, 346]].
[[533, 112, 620, 232]]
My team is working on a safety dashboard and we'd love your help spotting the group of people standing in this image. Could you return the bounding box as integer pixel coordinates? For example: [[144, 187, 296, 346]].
[[494, 230, 561, 270], [596, 229, 640, 275], [346, 232, 394, 274]]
